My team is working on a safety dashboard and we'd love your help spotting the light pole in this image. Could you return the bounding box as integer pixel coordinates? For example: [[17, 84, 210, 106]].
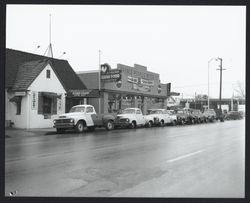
[[208, 57, 220, 109]]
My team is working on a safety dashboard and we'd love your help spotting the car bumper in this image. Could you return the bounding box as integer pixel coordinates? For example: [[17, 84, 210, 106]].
[[53, 123, 75, 128]]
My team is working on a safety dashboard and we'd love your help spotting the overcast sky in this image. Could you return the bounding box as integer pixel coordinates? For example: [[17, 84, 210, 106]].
[[6, 5, 246, 98]]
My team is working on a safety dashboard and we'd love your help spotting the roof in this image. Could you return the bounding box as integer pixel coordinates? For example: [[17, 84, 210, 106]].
[[6, 48, 87, 91]]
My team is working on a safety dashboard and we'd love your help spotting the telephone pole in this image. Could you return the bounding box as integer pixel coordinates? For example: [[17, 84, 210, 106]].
[[216, 58, 226, 121]]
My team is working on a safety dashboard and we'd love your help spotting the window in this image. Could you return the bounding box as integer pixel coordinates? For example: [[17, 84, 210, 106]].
[[38, 92, 57, 115], [136, 110, 141, 114], [86, 107, 94, 113], [46, 70, 51, 78]]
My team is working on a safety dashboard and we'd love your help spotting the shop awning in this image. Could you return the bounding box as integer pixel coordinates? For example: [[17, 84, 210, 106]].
[[41, 92, 61, 99], [9, 96, 22, 103]]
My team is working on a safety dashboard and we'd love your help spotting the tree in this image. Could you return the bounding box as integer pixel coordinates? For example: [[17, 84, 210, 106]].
[[233, 81, 245, 99]]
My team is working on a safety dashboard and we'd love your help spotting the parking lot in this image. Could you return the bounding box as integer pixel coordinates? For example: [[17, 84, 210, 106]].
[[5, 119, 245, 197]]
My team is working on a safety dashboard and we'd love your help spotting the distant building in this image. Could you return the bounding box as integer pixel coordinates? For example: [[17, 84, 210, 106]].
[[78, 64, 171, 114], [5, 48, 93, 128]]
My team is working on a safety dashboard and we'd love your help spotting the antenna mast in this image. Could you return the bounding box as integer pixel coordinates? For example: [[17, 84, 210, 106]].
[[44, 14, 53, 58]]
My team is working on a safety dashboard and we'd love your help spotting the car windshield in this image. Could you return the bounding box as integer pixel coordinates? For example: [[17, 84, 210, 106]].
[[69, 106, 85, 113], [122, 109, 136, 114], [149, 110, 163, 114]]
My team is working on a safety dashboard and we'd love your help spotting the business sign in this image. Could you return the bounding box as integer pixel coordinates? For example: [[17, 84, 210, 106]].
[[68, 90, 91, 97], [140, 78, 154, 86], [128, 76, 139, 84], [15, 91, 26, 96], [31, 91, 37, 110], [101, 69, 121, 82], [132, 84, 151, 92]]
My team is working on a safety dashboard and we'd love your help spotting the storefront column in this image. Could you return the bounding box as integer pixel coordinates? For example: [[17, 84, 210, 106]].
[[142, 97, 147, 115], [163, 98, 168, 109], [134, 97, 139, 108], [103, 92, 109, 114]]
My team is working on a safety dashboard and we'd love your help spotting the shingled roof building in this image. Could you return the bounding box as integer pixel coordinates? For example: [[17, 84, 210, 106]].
[[5, 48, 91, 128]]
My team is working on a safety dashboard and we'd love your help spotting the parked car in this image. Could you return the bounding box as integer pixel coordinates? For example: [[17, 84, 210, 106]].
[[225, 111, 243, 120], [114, 108, 147, 129], [166, 110, 177, 125], [175, 109, 194, 125], [203, 109, 217, 122], [191, 109, 206, 123], [53, 105, 116, 133], [145, 109, 172, 127]]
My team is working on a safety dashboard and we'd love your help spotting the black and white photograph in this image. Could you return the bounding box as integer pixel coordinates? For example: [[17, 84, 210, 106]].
[[4, 4, 246, 198]]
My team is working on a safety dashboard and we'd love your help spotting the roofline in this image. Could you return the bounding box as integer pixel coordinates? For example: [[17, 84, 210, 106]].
[[77, 70, 99, 74], [6, 48, 68, 62]]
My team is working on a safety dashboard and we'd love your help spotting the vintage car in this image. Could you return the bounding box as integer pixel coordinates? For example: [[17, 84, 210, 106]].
[[203, 109, 217, 122], [175, 109, 195, 125], [53, 105, 116, 133], [166, 110, 177, 125], [114, 108, 147, 129], [191, 109, 206, 123], [225, 111, 243, 120], [145, 109, 173, 127]]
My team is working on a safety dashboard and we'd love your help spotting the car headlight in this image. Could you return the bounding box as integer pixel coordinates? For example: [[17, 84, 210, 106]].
[[154, 117, 159, 121], [70, 119, 74, 123], [126, 118, 130, 122], [53, 120, 56, 124]]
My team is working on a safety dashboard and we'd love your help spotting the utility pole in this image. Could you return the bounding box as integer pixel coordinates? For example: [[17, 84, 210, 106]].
[[98, 50, 101, 114], [216, 58, 226, 121]]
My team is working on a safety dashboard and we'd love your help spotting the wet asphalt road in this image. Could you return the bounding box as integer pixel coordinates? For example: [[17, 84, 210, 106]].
[[5, 119, 245, 197]]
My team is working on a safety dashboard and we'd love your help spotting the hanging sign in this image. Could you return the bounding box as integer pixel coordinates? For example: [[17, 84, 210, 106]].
[[68, 90, 91, 97], [31, 91, 37, 110]]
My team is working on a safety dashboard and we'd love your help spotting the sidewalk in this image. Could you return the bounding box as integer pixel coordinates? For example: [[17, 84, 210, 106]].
[[5, 127, 55, 138]]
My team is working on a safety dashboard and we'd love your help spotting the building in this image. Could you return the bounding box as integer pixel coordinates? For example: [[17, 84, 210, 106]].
[[5, 48, 94, 128], [78, 63, 171, 114], [179, 97, 245, 112]]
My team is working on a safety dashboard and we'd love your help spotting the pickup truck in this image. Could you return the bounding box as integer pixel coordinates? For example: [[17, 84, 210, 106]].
[[145, 109, 173, 127], [114, 108, 147, 129], [53, 105, 116, 133]]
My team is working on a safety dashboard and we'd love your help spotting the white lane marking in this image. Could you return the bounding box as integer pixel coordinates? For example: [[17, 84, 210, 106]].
[[167, 150, 204, 163]]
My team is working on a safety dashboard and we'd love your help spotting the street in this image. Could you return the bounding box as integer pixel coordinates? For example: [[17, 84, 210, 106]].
[[5, 119, 245, 197]]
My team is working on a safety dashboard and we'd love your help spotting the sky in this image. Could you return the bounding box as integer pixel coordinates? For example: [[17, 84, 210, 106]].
[[6, 5, 246, 98]]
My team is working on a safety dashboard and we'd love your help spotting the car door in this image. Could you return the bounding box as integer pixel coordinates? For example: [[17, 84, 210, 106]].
[[163, 110, 171, 124], [85, 106, 95, 126], [136, 109, 144, 125]]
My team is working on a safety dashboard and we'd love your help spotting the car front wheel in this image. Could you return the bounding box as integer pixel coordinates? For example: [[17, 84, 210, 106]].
[[106, 120, 114, 131], [75, 121, 85, 133]]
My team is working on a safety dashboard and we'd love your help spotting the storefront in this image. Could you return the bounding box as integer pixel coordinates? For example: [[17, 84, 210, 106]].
[[78, 63, 171, 114]]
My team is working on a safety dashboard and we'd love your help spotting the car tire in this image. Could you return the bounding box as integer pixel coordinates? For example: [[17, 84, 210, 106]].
[[181, 119, 185, 125], [148, 121, 153, 128], [130, 121, 136, 129], [106, 120, 114, 131], [75, 121, 85, 133], [159, 120, 164, 127], [172, 120, 177, 126], [56, 128, 65, 134], [191, 118, 195, 124]]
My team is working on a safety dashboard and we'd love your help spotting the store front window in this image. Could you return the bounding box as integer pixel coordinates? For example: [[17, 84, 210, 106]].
[[38, 92, 59, 115]]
